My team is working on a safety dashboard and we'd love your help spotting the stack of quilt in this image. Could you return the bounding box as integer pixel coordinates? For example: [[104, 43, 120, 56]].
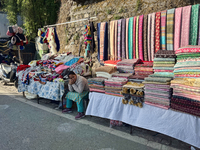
[[143, 77, 172, 109], [121, 82, 145, 108], [88, 77, 107, 93], [104, 77, 128, 97], [95, 66, 117, 78], [104, 60, 121, 67], [116, 59, 141, 73], [112, 73, 132, 79]]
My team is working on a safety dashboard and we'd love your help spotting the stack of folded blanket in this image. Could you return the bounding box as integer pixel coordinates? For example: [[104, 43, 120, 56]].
[[112, 73, 132, 79], [143, 77, 172, 109], [88, 77, 107, 93], [116, 59, 141, 73], [95, 66, 117, 78], [130, 61, 154, 80], [121, 82, 145, 108], [104, 77, 128, 97], [104, 60, 121, 67]]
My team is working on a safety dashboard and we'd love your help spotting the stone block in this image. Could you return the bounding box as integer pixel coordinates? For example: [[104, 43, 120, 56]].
[[107, 15, 113, 19], [84, 13, 89, 18]]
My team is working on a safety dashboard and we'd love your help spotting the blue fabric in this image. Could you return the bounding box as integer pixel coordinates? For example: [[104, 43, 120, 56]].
[[97, 23, 101, 61], [103, 22, 108, 61], [64, 57, 80, 66], [54, 28, 60, 52], [66, 98, 84, 112]]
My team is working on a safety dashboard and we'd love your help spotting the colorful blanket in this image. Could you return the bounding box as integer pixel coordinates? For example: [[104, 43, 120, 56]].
[[174, 7, 182, 51]]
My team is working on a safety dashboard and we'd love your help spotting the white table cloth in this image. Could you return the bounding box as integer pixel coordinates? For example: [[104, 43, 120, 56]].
[[86, 92, 200, 148]]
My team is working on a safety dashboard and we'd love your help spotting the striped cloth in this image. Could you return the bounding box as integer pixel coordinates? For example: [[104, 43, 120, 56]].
[[155, 12, 161, 53], [114, 20, 118, 60], [100, 22, 106, 61], [151, 13, 155, 60], [189, 4, 199, 45], [128, 17, 134, 59], [174, 7, 182, 51], [110, 21, 115, 60], [126, 18, 129, 59], [143, 15, 148, 61], [181, 5, 191, 48], [139, 15, 144, 60], [133, 16, 137, 59], [166, 8, 175, 50], [136, 16, 139, 59], [161, 10, 167, 50], [147, 14, 152, 61], [121, 19, 126, 59], [118, 19, 122, 60]]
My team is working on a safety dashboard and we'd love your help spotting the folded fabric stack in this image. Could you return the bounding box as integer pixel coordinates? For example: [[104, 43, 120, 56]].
[[112, 73, 132, 79], [104, 60, 121, 67], [170, 78, 200, 117], [95, 66, 117, 78], [131, 61, 154, 80], [116, 59, 141, 73], [104, 77, 128, 97], [143, 77, 172, 109], [121, 82, 145, 108], [174, 45, 200, 78], [88, 77, 106, 93]]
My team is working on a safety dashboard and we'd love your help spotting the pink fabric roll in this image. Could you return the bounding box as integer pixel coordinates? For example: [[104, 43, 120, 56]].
[[126, 18, 130, 59], [151, 13, 156, 61], [174, 7, 183, 51], [139, 15, 144, 61], [133, 17, 137, 59], [180, 5, 192, 48], [147, 14, 152, 61], [114, 20, 118, 60]]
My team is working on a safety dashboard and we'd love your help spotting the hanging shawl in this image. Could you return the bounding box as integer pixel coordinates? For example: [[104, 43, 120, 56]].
[[97, 23, 101, 61], [128, 17, 134, 59], [90, 22, 96, 53], [110, 21, 115, 60], [143, 15, 148, 61], [133, 17, 137, 59], [189, 4, 199, 45], [100, 22, 108, 61], [139, 15, 144, 61], [166, 8, 175, 50], [155, 12, 161, 53], [126, 18, 130, 59], [135, 16, 139, 59], [151, 13, 156, 60], [121, 19, 126, 60], [161, 10, 167, 50], [104, 22, 108, 61], [174, 7, 182, 51], [54, 28, 60, 52], [181, 5, 192, 48], [118, 19, 122, 60], [46, 27, 57, 55], [147, 14, 152, 61], [114, 20, 118, 60]]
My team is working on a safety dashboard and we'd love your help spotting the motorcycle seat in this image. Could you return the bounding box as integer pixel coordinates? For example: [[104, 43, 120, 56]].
[[1, 64, 11, 74]]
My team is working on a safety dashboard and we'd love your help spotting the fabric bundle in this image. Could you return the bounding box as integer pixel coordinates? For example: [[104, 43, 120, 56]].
[[121, 82, 144, 108], [112, 73, 132, 79], [104, 60, 121, 67], [104, 77, 128, 97], [88, 77, 106, 93], [95, 66, 117, 78], [116, 59, 141, 73]]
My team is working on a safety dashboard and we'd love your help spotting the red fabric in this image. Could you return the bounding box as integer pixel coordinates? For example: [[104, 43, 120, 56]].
[[176, 45, 200, 54], [17, 65, 30, 72], [155, 12, 161, 53], [135, 61, 153, 67], [104, 60, 121, 65]]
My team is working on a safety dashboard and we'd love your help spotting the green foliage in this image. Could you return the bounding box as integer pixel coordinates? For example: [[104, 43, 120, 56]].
[[119, 7, 124, 13], [1, 0, 60, 40], [114, 15, 122, 20], [107, 9, 111, 14], [136, 0, 142, 12], [73, 33, 80, 40]]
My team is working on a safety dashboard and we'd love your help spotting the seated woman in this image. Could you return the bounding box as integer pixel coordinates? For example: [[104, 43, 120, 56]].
[[63, 71, 89, 119]]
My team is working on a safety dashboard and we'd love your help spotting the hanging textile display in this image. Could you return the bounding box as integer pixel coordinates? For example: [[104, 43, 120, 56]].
[[155, 12, 161, 53], [110, 21, 115, 60], [161, 10, 167, 50], [147, 14, 152, 61], [83, 25, 92, 57], [121, 19, 126, 60], [166, 8, 175, 51], [180, 5, 192, 48], [151, 13, 156, 60], [189, 4, 199, 45], [90, 22, 96, 53], [139, 15, 144, 60], [143, 15, 148, 61], [133, 17, 137, 59], [114, 20, 118, 60], [100, 22, 108, 61], [118, 19, 122, 60], [97, 23, 101, 61], [199, 12, 200, 45], [104, 22, 108, 61], [128, 17, 134, 59], [136, 16, 139, 59], [174, 7, 182, 51], [126, 18, 130, 59]]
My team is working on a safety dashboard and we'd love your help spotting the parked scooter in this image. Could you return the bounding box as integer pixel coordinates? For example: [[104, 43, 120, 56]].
[[0, 56, 20, 88]]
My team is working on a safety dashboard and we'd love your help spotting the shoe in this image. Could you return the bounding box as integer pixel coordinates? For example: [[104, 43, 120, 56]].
[[75, 112, 85, 120], [62, 108, 72, 113]]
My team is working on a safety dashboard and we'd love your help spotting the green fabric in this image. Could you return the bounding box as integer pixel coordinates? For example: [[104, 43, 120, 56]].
[[128, 17, 134, 59], [189, 4, 199, 45], [153, 61, 175, 64], [153, 67, 174, 70], [174, 69, 200, 73], [153, 58, 176, 61], [66, 98, 84, 112], [144, 77, 172, 83], [136, 16, 139, 59], [149, 72, 174, 78], [66, 91, 88, 104], [177, 53, 200, 58]]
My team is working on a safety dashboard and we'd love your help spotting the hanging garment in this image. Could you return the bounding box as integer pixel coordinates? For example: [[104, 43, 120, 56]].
[[189, 4, 199, 45], [128, 17, 134, 59], [198, 10, 200, 45], [139, 15, 144, 61], [143, 15, 148, 61], [180, 5, 192, 48], [121, 19, 126, 60], [166, 8, 175, 50], [135, 16, 139, 59], [126, 18, 130, 59], [110, 21, 115, 60], [161, 10, 167, 50], [155, 12, 161, 53], [47, 27, 57, 55], [133, 17, 137, 59], [54, 28, 60, 52], [147, 14, 152, 61], [174, 7, 182, 51], [90, 22, 96, 53], [118, 19, 122, 60], [151, 13, 156, 60], [83, 25, 92, 56], [104, 22, 108, 61], [97, 23, 101, 61], [100, 22, 106, 61], [114, 20, 118, 60]]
